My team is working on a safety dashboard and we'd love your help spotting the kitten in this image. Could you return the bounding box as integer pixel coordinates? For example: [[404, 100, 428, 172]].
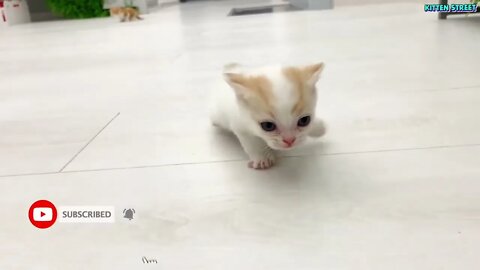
[[110, 7, 143, 22], [210, 63, 326, 170]]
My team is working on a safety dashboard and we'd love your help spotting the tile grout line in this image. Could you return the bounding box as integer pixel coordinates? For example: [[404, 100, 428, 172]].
[[412, 84, 480, 93], [63, 142, 480, 173], [0, 171, 60, 179], [287, 143, 480, 157], [57, 112, 121, 173], [1, 142, 479, 179]]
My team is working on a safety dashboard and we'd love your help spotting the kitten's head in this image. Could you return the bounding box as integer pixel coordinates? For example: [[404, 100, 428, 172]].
[[110, 7, 122, 16], [224, 63, 325, 150]]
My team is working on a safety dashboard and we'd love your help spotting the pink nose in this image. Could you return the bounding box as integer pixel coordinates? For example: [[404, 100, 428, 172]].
[[282, 137, 296, 146]]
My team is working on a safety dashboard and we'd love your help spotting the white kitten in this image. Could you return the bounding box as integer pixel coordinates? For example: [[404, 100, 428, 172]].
[[210, 63, 326, 169]]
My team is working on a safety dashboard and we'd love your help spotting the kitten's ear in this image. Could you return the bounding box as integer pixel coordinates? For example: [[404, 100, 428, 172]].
[[303, 62, 325, 85], [223, 63, 240, 72], [224, 72, 251, 99]]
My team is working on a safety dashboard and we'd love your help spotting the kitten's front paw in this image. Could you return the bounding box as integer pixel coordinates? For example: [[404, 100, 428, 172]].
[[248, 151, 276, 170], [248, 158, 275, 170], [309, 118, 326, 137]]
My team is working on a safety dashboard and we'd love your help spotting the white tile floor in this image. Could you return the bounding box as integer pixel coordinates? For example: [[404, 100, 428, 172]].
[[1, 1, 480, 269]]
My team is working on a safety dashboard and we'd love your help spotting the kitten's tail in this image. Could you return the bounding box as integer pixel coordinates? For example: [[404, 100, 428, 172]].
[[308, 118, 326, 138]]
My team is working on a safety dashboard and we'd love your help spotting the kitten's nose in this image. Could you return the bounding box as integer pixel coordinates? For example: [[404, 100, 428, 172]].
[[282, 137, 296, 147]]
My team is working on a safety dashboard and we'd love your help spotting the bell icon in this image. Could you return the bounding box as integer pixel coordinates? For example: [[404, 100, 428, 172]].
[[123, 208, 135, 220]]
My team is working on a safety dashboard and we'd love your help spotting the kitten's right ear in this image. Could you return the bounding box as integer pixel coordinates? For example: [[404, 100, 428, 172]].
[[224, 72, 251, 100], [223, 63, 240, 72]]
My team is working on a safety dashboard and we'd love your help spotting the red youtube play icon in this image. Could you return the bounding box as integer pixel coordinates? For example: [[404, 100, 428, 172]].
[[28, 200, 57, 229]]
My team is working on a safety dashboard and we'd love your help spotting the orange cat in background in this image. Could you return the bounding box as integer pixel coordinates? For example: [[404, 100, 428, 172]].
[[110, 7, 143, 22]]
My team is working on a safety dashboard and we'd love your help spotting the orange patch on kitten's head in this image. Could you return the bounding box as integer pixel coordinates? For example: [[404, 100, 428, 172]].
[[224, 73, 275, 115], [282, 63, 325, 115], [224, 63, 324, 118]]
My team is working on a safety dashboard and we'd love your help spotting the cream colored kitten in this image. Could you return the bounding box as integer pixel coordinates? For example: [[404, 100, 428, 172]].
[[210, 63, 326, 169], [110, 7, 143, 22]]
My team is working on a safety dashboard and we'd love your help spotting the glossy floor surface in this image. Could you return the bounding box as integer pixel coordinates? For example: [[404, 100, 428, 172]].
[[1, 1, 479, 269]]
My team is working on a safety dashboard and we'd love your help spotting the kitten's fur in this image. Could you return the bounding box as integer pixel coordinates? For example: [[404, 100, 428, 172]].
[[110, 7, 143, 22], [210, 63, 326, 169]]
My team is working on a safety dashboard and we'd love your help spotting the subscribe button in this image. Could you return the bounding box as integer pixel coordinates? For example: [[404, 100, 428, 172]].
[[59, 206, 115, 223], [29, 200, 115, 229]]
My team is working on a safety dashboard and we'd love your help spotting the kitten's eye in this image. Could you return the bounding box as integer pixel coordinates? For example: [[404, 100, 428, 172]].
[[297, 116, 311, 127], [260, 121, 276, 132]]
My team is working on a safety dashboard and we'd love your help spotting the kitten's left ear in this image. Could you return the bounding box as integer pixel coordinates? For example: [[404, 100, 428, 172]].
[[303, 62, 325, 86]]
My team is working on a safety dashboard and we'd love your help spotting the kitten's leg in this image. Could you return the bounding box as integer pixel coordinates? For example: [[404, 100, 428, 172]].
[[236, 132, 276, 170], [209, 107, 229, 131], [308, 118, 326, 138], [120, 15, 126, 22]]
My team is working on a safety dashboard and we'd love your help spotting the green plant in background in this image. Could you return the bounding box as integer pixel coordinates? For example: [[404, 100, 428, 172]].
[[47, 0, 109, 19], [472, 0, 480, 6]]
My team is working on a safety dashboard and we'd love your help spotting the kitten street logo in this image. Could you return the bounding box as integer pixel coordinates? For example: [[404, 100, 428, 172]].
[[424, 3, 478, 13], [28, 200, 115, 229]]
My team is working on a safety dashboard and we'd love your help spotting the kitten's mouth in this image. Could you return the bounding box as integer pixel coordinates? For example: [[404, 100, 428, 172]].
[[270, 144, 296, 151]]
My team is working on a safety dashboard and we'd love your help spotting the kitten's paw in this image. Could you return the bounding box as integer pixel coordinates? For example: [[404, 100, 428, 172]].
[[209, 111, 226, 130], [211, 120, 228, 131], [309, 118, 326, 138], [248, 150, 276, 170], [248, 158, 275, 170]]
